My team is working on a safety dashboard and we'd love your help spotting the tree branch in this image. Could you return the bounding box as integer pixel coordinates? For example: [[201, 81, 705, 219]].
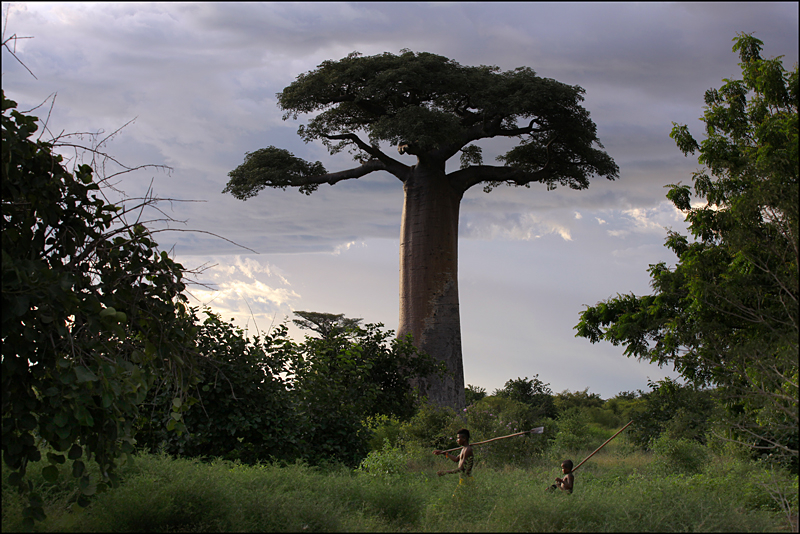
[[323, 133, 409, 181], [298, 158, 395, 187], [448, 164, 553, 193]]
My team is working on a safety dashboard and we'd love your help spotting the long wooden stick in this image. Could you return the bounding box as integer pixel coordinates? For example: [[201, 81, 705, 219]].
[[571, 420, 633, 473], [439, 427, 545, 453]]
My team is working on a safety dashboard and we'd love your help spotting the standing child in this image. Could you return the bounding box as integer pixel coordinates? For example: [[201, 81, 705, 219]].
[[433, 428, 474, 496]]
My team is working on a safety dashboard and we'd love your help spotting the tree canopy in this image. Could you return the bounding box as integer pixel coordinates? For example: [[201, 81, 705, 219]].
[[292, 310, 363, 339], [224, 49, 618, 198], [575, 33, 798, 463]]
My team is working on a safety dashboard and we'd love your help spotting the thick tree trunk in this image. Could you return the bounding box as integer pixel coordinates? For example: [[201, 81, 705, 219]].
[[398, 165, 466, 409]]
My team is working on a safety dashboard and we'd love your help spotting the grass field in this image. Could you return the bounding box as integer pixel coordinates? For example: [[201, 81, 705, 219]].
[[3, 438, 797, 532]]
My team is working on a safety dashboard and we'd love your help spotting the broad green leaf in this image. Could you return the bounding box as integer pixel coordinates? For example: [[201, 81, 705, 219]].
[[72, 460, 85, 478], [42, 465, 59, 483], [75, 367, 98, 383]]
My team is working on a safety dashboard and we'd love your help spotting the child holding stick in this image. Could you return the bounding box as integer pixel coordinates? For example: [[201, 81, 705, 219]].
[[553, 459, 574, 494], [433, 428, 474, 480]]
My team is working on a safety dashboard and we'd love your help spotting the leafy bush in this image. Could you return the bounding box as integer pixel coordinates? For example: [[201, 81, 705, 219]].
[[465, 384, 487, 405], [551, 409, 609, 453], [399, 402, 458, 450], [554, 387, 603, 414], [357, 439, 409, 476], [138, 319, 442, 468], [2, 90, 198, 526], [628, 378, 718, 449], [365, 414, 403, 452], [493, 375, 557, 419], [136, 311, 299, 464], [649, 434, 710, 475], [585, 405, 624, 429]]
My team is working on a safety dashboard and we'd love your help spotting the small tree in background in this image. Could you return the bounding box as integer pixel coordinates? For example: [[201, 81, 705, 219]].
[[292, 322, 444, 465], [494, 375, 557, 419], [292, 310, 363, 339], [554, 387, 604, 413], [465, 384, 487, 405]]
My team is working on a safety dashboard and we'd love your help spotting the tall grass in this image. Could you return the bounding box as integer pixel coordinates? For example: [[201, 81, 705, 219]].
[[3, 440, 795, 532]]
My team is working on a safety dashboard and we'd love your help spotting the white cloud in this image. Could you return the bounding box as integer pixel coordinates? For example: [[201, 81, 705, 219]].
[[180, 255, 299, 333], [332, 240, 365, 255], [460, 212, 573, 242]]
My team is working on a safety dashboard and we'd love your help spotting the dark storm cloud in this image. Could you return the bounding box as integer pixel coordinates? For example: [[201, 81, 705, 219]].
[[5, 3, 796, 256]]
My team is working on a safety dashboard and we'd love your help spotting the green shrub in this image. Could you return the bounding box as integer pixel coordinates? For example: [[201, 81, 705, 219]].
[[365, 414, 403, 452], [358, 439, 409, 476], [650, 434, 710, 475], [585, 405, 623, 429], [551, 408, 609, 453], [461, 397, 550, 467], [399, 402, 457, 449]]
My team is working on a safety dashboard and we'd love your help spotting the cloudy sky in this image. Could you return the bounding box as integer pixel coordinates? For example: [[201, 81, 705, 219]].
[[3, 2, 798, 399]]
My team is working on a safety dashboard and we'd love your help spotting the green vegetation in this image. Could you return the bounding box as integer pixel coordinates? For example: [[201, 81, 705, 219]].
[[575, 32, 798, 467], [3, 32, 797, 532], [2, 91, 201, 525], [136, 312, 443, 468], [3, 434, 795, 532]]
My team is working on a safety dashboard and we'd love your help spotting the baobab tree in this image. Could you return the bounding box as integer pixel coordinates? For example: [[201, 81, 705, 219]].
[[224, 50, 618, 409]]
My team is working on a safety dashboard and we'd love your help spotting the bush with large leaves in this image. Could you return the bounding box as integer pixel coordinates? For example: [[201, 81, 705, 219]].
[[2, 92, 200, 524]]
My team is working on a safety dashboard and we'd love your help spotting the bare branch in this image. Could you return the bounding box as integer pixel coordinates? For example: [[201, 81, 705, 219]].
[[1, 11, 37, 80]]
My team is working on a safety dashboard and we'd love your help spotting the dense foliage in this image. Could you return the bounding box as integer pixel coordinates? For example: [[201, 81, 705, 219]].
[[138, 315, 444, 467], [224, 49, 619, 199], [136, 311, 297, 465], [492, 375, 557, 419], [575, 33, 798, 464], [1, 92, 199, 525]]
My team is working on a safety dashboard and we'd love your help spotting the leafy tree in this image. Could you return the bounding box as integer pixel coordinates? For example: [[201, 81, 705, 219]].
[[292, 322, 444, 465], [626, 379, 718, 449], [493, 375, 557, 419], [554, 387, 603, 414], [224, 50, 619, 409], [292, 310, 363, 339], [138, 314, 443, 467], [2, 92, 198, 524], [465, 384, 487, 405], [575, 33, 798, 464], [602, 391, 643, 426], [136, 310, 299, 464]]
